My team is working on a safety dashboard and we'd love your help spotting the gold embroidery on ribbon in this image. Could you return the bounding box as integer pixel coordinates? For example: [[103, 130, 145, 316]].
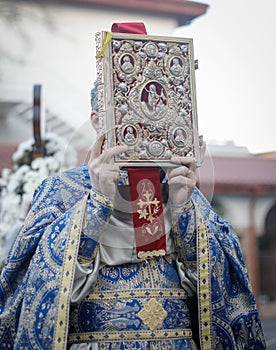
[[53, 195, 87, 350], [138, 298, 167, 330], [138, 249, 166, 259], [137, 190, 160, 223]]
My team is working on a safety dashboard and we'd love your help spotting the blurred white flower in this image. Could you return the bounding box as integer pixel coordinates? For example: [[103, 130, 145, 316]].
[[23, 181, 38, 194], [1, 168, 11, 180], [31, 157, 45, 170], [0, 168, 11, 188], [6, 178, 20, 193], [0, 131, 77, 263]]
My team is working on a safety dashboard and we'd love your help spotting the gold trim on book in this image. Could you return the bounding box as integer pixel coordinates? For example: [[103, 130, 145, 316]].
[[68, 328, 192, 343]]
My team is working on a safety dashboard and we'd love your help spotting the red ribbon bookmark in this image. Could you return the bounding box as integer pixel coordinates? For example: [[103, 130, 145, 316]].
[[111, 22, 147, 35], [111, 23, 166, 259], [128, 167, 166, 259]]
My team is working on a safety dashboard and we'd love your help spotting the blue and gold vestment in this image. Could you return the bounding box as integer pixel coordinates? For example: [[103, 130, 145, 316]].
[[0, 165, 266, 349]]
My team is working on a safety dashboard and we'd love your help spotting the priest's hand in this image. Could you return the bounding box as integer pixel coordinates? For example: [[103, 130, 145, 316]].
[[166, 156, 197, 206], [88, 134, 129, 198]]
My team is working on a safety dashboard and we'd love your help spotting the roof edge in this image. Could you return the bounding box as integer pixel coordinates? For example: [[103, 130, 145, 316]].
[[64, 0, 209, 26]]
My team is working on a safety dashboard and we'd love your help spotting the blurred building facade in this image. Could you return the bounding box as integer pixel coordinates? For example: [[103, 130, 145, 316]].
[[0, 0, 208, 150], [199, 142, 276, 318], [1, 0, 276, 318]]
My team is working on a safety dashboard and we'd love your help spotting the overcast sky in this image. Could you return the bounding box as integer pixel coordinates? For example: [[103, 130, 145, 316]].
[[174, 0, 276, 154]]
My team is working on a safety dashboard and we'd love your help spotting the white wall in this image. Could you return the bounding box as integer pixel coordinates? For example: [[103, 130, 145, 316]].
[[0, 2, 178, 147]]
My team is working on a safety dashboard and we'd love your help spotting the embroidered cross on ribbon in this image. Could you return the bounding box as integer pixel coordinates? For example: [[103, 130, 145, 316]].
[[128, 167, 166, 259]]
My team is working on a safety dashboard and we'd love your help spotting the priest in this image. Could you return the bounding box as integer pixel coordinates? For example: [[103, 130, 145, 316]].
[[0, 23, 266, 350]]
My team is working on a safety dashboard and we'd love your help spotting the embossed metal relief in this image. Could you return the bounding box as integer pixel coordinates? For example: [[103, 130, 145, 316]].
[[95, 32, 201, 166]]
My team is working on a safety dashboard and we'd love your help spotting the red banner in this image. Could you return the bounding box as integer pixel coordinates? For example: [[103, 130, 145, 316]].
[[128, 167, 166, 259]]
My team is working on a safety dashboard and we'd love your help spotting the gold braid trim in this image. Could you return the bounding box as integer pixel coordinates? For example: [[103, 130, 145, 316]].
[[53, 195, 88, 350], [171, 199, 194, 216], [196, 208, 212, 350], [90, 188, 113, 208], [84, 288, 188, 301], [68, 329, 192, 343]]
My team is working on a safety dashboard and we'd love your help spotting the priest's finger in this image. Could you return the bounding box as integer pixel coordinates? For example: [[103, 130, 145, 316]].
[[170, 156, 196, 172], [89, 132, 106, 160], [101, 144, 130, 163]]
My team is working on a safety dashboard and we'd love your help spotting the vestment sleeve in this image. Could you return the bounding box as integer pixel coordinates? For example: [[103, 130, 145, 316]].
[[170, 187, 266, 350], [0, 171, 114, 349]]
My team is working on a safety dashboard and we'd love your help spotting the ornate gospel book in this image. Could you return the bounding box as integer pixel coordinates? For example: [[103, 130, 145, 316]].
[[95, 31, 201, 167]]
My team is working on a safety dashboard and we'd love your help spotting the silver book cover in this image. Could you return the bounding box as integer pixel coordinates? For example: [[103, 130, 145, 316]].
[[95, 31, 201, 167]]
